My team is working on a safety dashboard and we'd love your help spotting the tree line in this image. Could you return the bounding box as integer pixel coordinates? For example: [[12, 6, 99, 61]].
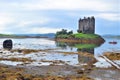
[[56, 29, 73, 36]]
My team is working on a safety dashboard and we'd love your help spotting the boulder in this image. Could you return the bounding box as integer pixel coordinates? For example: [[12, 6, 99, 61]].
[[3, 39, 13, 50]]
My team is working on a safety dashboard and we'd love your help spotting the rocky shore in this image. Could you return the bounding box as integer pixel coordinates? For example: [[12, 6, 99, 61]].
[[0, 64, 94, 80], [55, 36, 105, 44], [0, 49, 120, 80]]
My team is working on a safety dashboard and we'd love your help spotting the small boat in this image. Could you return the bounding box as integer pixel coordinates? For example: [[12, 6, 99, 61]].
[[109, 41, 117, 44]]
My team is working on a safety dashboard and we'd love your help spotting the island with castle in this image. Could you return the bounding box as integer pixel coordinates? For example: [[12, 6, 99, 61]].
[[55, 16, 105, 44]]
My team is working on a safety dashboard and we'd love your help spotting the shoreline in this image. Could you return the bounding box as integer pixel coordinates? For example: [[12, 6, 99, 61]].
[[0, 64, 94, 80], [55, 37, 105, 44], [0, 49, 120, 80], [0, 60, 119, 80]]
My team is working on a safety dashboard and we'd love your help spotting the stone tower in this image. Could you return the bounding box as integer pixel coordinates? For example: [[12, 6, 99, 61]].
[[78, 16, 95, 34]]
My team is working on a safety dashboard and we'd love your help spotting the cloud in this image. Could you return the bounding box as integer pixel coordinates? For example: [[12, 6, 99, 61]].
[[28, 27, 62, 34], [16, 18, 51, 28], [0, 12, 55, 34], [88, 13, 120, 21], [96, 13, 120, 21], [0, 13, 15, 33], [0, 13, 14, 25], [0, 0, 119, 34], [7, 26, 62, 34], [0, 0, 118, 12], [20, 0, 117, 12], [67, 12, 120, 21]]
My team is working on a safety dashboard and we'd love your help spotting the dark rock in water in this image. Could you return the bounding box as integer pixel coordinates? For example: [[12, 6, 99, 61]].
[[3, 39, 13, 50]]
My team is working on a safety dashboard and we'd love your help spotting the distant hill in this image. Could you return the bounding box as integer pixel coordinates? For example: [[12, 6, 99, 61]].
[[0, 34, 16, 38], [15, 33, 55, 38], [0, 33, 55, 38], [102, 35, 120, 39]]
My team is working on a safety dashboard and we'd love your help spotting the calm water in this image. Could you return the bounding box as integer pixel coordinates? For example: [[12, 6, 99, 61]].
[[0, 37, 120, 53], [0, 37, 120, 67], [0, 37, 120, 80]]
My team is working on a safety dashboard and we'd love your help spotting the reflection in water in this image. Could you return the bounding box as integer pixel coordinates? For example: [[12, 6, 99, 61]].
[[78, 54, 94, 64], [55, 42, 67, 49], [77, 48, 94, 54], [77, 49, 94, 64], [55, 41, 99, 64], [55, 41, 98, 53]]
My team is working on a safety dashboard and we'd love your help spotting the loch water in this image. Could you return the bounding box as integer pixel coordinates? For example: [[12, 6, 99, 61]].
[[0, 36, 120, 67]]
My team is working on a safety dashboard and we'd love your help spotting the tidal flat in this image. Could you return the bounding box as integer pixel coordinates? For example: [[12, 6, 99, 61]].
[[0, 38, 120, 80]]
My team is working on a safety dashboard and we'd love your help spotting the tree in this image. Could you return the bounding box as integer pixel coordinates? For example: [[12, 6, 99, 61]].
[[77, 30, 82, 33], [68, 30, 73, 35], [61, 29, 67, 34], [55, 29, 73, 38]]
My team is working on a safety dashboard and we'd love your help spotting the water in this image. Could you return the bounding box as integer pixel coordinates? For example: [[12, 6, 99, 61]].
[[95, 37, 120, 55], [0, 38, 56, 50], [0, 37, 120, 67]]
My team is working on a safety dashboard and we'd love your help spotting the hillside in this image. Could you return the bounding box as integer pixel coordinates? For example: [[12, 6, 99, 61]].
[[102, 35, 120, 39], [0, 33, 55, 38]]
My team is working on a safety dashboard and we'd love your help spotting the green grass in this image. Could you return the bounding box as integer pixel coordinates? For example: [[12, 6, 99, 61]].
[[74, 44, 97, 49], [56, 33, 100, 39], [57, 34, 70, 38], [0, 34, 16, 37], [0, 34, 11, 36], [72, 33, 100, 39], [0, 34, 21, 38]]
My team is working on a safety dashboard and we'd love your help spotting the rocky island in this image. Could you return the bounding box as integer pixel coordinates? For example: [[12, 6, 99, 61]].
[[55, 16, 105, 45]]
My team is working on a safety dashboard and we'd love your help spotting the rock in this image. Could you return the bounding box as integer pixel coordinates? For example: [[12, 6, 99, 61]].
[[3, 39, 13, 50], [77, 70, 84, 74]]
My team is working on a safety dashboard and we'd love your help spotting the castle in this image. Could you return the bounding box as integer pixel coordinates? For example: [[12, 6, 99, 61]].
[[78, 16, 95, 34]]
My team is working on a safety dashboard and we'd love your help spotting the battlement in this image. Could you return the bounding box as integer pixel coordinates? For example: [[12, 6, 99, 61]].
[[78, 16, 95, 34]]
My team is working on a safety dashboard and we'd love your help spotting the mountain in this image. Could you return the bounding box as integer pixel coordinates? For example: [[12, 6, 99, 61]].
[[102, 35, 120, 39], [15, 33, 55, 38]]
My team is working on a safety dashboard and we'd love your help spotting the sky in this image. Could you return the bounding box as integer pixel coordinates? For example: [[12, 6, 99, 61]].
[[0, 0, 119, 35]]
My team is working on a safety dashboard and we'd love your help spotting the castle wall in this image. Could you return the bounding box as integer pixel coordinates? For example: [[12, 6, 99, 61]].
[[78, 16, 95, 34]]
